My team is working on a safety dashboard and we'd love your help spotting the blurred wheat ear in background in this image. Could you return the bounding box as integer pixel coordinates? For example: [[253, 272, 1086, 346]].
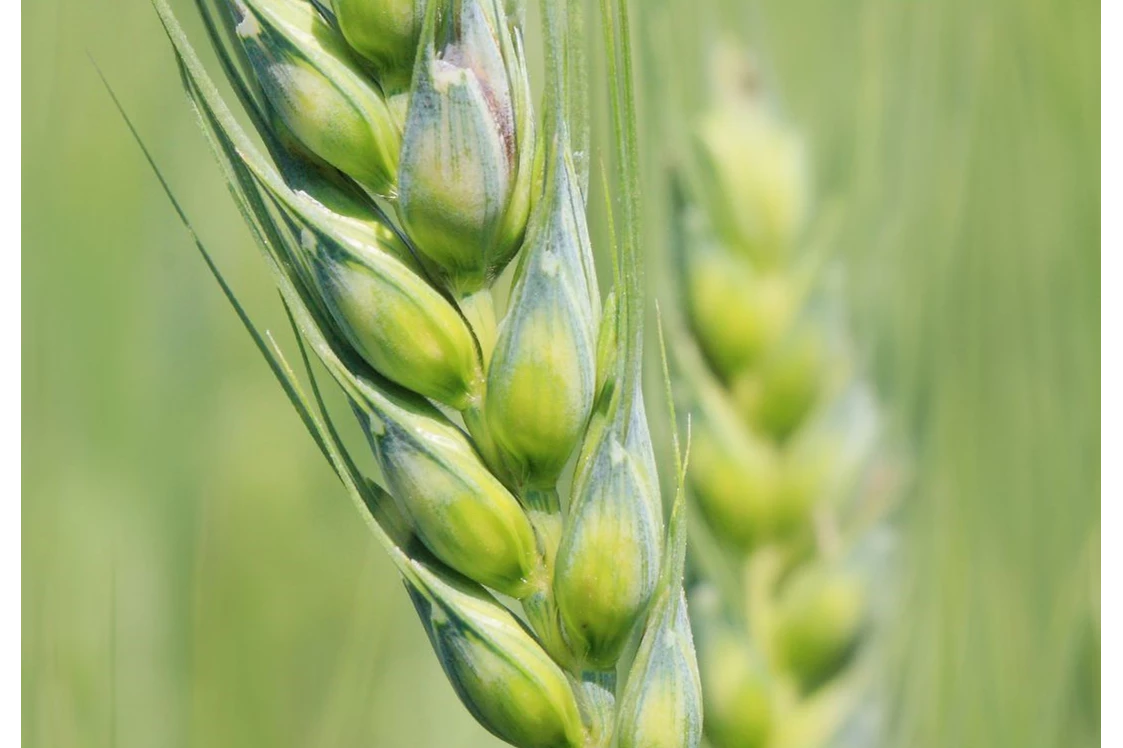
[[649, 39, 900, 748]]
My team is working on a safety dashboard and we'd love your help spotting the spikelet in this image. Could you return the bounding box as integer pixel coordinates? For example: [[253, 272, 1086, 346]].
[[247, 159, 486, 409], [682, 211, 798, 379], [553, 384, 664, 669], [614, 426, 702, 748], [397, 0, 534, 293], [691, 52, 807, 268], [329, 0, 422, 89], [351, 378, 540, 597], [688, 391, 782, 550], [614, 589, 704, 748], [771, 564, 868, 691], [485, 135, 599, 488], [230, 0, 401, 195], [405, 559, 586, 748]]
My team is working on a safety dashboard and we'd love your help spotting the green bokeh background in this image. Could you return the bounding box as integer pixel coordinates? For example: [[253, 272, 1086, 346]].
[[22, 1, 1099, 747]]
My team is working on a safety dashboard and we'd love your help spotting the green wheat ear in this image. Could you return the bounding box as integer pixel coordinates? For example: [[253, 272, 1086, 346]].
[[103, 0, 703, 745], [656, 40, 903, 748]]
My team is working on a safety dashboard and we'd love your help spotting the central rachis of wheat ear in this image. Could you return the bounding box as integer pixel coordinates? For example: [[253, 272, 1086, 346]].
[[135, 0, 702, 745]]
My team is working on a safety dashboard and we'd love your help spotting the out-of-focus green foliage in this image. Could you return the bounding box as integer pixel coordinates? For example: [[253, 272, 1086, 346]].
[[23, 1, 1098, 747]]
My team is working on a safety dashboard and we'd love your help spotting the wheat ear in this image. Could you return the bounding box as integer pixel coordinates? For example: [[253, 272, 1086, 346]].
[[109, 0, 705, 745], [662, 43, 901, 748]]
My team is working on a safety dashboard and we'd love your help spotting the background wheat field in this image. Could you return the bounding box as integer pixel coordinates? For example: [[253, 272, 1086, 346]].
[[22, 0, 1100, 747]]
